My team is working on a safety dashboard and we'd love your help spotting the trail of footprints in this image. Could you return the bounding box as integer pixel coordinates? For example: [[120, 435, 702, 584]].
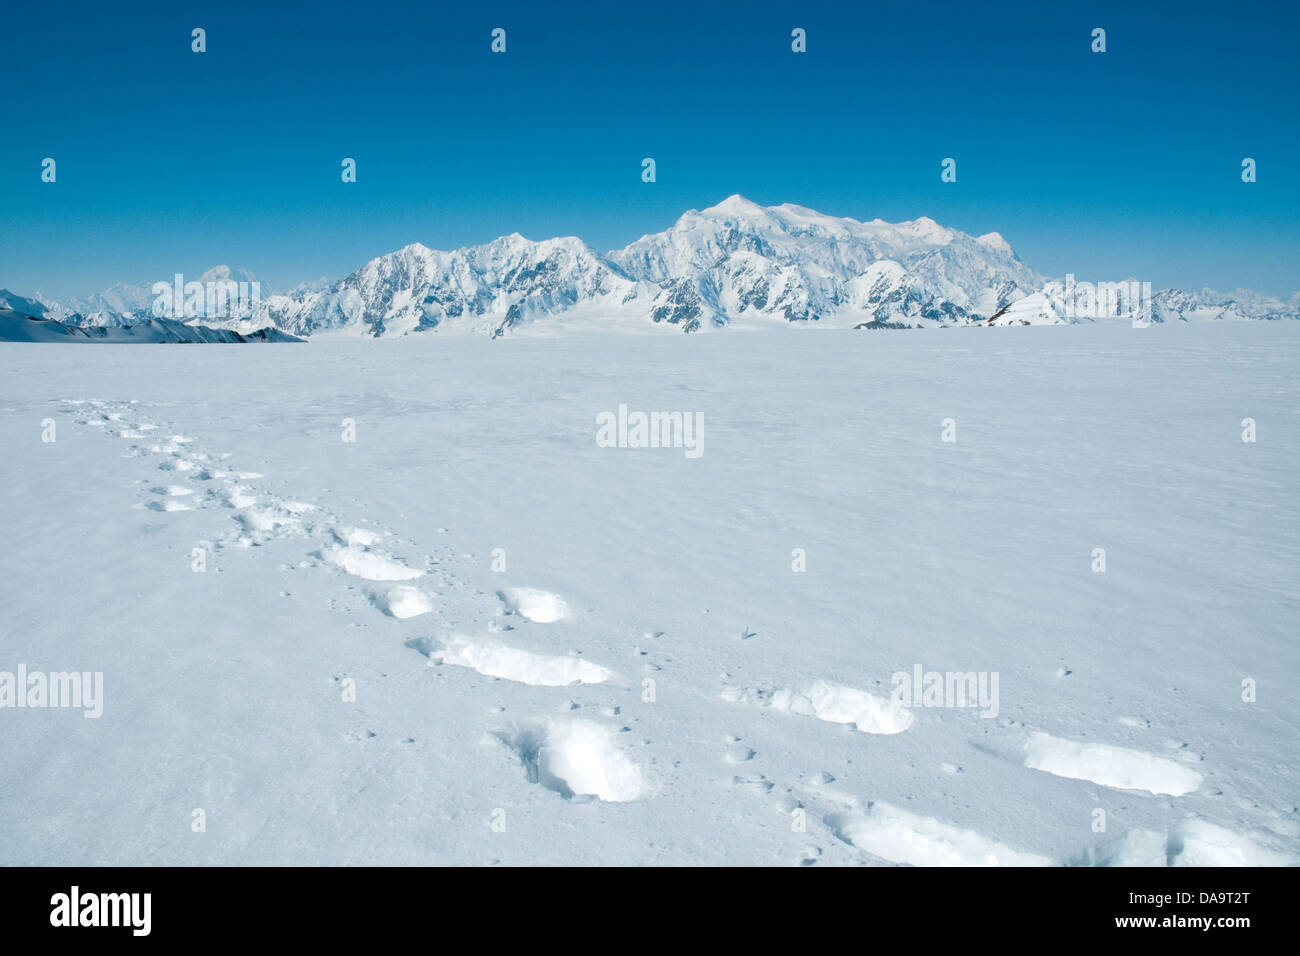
[[64, 398, 649, 805], [61, 397, 1295, 865]]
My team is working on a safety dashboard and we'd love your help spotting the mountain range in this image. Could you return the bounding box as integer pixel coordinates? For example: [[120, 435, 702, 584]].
[[4, 196, 1298, 339]]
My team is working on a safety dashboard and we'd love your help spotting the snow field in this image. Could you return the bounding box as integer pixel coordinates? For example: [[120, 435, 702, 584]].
[[3, 323, 1298, 865]]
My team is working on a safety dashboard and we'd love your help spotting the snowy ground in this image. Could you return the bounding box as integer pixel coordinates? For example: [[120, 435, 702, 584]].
[[1, 322, 1297, 866]]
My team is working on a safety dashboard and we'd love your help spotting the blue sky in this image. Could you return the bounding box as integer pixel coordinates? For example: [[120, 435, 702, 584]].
[[2, 0, 1297, 300]]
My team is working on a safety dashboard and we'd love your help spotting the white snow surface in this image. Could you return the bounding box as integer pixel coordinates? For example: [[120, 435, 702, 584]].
[[0, 322, 1297, 865]]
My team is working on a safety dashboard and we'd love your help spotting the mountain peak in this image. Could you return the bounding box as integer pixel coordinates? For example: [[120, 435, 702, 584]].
[[701, 194, 767, 218], [197, 265, 259, 285], [0, 289, 56, 318], [977, 232, 1012, 254], [389, 242, 435, 258], [908, 215, 943, 230]]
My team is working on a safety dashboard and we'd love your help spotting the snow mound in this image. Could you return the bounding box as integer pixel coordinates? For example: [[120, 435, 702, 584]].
[[318, 542, 422, 581], [982, 731, 1203, 796], [369, 585, 434, 620], [225, 486, 257, 509], [503, 719, 649, 802], [433, 635, 612, 686], [499, 587, 570, 623], [1073, 829, 1171, 867], [1168, 820, 1296, 866], [334, 527, 382, 547], [723, 678, 914, 735], [233, 506, 300, 544], [828, 804, 1054, 866]]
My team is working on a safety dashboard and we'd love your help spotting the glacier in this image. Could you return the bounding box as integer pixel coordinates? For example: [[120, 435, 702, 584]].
[[1, 321, 1296, 864]]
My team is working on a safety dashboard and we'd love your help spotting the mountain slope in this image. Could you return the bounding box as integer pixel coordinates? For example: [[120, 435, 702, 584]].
[[259, 236, 644, 338], [611, 195, 1043, 329], [12, 198, 1298, 338], [0, 306, 300, 343]]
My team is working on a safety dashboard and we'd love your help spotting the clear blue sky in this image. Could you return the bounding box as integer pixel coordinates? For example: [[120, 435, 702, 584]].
[[2, 0, 1297, 300]]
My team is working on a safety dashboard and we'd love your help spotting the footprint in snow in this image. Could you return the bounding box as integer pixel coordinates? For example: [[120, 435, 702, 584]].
[[498, 587, 570, 623]]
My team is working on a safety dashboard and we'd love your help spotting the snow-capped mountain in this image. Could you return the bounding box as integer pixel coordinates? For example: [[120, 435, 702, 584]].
[[258, 235, 645, 339], [248, 196, 1051, 335], [1150, 287, 1300, 324], [610, 195, 1042, 330], [66, 281, 160, 326], [35, 266, 267, 328], [985, 280, 1300, 326], [0, 289, 62, 320], [72, 265, 265, 329], [11, 197, 1299, 339], [0, 297, 299, 343]]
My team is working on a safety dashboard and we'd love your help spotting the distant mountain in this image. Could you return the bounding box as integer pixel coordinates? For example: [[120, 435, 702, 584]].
[[0, 290, 61, 320], [0, 298, 300, 343], [985, 280, 1300, 326], [53, 266, 265, 328], [258, 236, 644, 339], [65, 281, 157, 326], [9, 197, 1298, 339], [609, 195, 1041, 330]]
